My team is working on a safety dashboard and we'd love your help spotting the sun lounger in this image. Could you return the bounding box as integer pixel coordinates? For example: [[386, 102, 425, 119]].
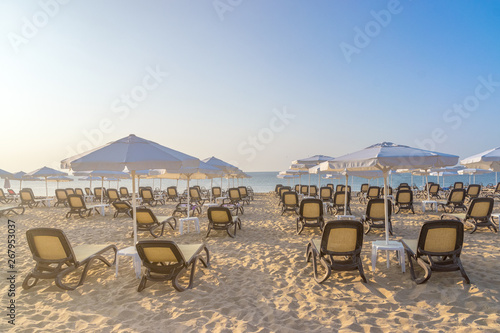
[[306, 220, 366, 283], [402, 220, 470, 284], [23, 227, 117, 290], [0, 205, 25, 216], [136, 240, 209, 291]]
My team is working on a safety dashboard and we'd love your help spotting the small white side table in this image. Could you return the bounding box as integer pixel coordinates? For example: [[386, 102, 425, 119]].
[[115, 246, 141, 278], [421, 200, 438, 212], [179, 217, 200, 235], [371, 240, 405, 273]]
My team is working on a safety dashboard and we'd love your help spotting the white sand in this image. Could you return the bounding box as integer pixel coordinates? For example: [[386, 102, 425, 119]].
[[2, 193, 500, 332]]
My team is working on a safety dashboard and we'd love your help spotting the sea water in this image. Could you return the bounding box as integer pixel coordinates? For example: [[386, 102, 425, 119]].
[[7, 171, 500, 197]]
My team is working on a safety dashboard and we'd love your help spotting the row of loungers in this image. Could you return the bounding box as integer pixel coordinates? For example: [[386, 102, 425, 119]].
[[21, 217, 469, 292], [22, 205, 245, 291]]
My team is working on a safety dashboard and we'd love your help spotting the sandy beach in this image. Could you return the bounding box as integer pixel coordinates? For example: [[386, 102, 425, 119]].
[[2, 192, 500, 332]]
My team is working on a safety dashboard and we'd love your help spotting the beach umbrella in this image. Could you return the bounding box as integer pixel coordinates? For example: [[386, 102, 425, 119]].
[[293, 155, 335, 167], [61, 134, 200, 244], [457, 168, 492, 184], [12, 171, 40, 191], [74, 170, 131, 210], [152, 161, 223, 216], [323, 142, 458, 244], [461, 147, 500, 184], [47, 175, 73, 189], [202, 157, 239, 191], [27, 166, 68, 198]]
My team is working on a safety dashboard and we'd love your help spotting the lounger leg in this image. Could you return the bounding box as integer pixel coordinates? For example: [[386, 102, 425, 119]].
[[314, 257, 331, 284], [22, 273, 39, 290], [455, 257, 470, 284], [415, 257, 432, 284], [357, 257, 367, 283]]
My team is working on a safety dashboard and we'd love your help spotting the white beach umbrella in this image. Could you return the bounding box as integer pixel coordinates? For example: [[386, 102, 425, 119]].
[[47, 175, 73, 189], [324, 142, 459, 244], [12, 171, 41, 191], [27, 166, 68, 198], [202, 157, 239, 191], [461, 147, 500, 184], [457, 168, 492, 184], [153, 162, 223, 216], [61, 134, 200, 244]]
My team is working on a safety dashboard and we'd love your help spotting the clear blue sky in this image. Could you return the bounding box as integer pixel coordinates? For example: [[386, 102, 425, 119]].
[[1, 0, 499, 172]]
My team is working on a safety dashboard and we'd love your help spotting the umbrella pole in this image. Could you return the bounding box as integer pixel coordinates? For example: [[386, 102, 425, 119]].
[[344, 173, 348, 215], [210, 178, 213, 202], [45, 176, 48, 198], [132, 171, 137, 245], [101, 177, 104, 214], [187, 178, 191, 218], [426, 174, 430, 200], [383, 171, 389, 244], [308, 174, 311, 195]]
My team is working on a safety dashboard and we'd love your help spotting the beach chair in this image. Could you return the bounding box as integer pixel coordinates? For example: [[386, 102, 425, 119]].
[[366, 186, 380, 202], [94, 187, 107, 202], [275, 184, 283, 196], [329, 191, 351, 215], [134, 207, 177, 238], [381, 186, 393, 197], [206, 206, 241, 238], [294, 184, 301, 193], [484, 182, 500, 199], [135, 240, 209, 292], [141, 188, 164, 206], [211, 186, 222, 202], [305, 220, 366, 283], [66, 194, 101, 218], [84, 187, 95, 201], [309, 185, 318, 198], [428, 184, 441, 199], [358, 183, 369, 203], [112, 200, 139, 218], [300, 185, 309, 196], [361, 198, 393, 235], [238, 186, 251, 205], [402, 220, 470, 284], [319, 186, 333, 204], [18, 189, 44, 208], [466, 184, 481, 202], [397, 184, 411, 193], [0, 188, 13, 203], [189, 187, 206, 207], [0, 205, 25, 217], [246, 186, 255, 201], [54, 189, 69, 207], [453, 182, 464, 190], [106, 188, 121, 204], [437, 189, 467, 213], [335, 184, 343, 192], [74, 188, 85, 197], [394, 189, 414, 214], [340, 185, 351, 193], [221, 188, 244, 215], [119, 187, 132, 199], [278, 186, 291, 206], [23, 228, 117, 290], [65, 188, 75, 195], [6, 189, 19, 202], [441, 197, 496, 234], [326, 183, 334, 192], [166, 186, 179, 202], [296, 198, 324, 235], [281, 191, 299, 215]]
